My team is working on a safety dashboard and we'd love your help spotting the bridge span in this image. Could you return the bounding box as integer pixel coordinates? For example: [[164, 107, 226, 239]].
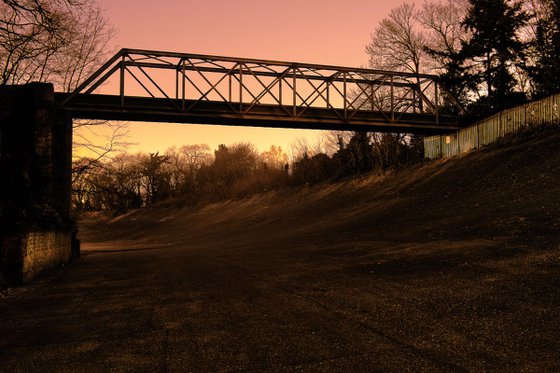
[[57, 49, 463, 134], [1, 49, 466, 285]]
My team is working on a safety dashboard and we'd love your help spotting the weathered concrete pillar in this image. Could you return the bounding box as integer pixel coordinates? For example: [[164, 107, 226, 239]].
[[0, 83, 75, 285]]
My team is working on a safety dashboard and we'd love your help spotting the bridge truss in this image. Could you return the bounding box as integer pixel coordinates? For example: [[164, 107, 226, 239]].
[[58, 49, 463, 134]]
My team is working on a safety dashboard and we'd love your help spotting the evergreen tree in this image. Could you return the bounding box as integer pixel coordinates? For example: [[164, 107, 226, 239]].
[[529, 0, 560, 98], [426, 48, 475, 111], [461, 0, 528, 111]]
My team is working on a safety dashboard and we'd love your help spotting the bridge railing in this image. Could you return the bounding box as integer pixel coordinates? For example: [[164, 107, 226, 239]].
[[61, 48, 463, 126]]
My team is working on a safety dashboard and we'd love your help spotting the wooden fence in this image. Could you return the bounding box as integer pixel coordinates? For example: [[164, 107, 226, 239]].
[[424, 93, 560, 159]]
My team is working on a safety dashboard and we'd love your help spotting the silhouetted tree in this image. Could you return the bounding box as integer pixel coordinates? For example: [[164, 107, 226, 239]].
[[198, 143, 259, 198], [526, 0, 560, 98], [332, 132, 374, 178], [0, 0, 114, 88], [371, 133, 404, 171], [366, 3, 427, 75], [179, 144, 212, 194], [419, 0, 469, 70], [143, 152, 170, 204], [291, 153, 334, 185], [460, 0, 529, 112], [419, 0, 473, 108]]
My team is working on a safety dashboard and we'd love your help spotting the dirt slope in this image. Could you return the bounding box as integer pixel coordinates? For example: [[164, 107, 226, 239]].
[[64, 128, 560, 370], [81, 128, 560, 252]]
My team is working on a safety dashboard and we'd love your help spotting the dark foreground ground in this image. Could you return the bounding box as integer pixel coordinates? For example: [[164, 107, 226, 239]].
[[1, 129, 560, 371]]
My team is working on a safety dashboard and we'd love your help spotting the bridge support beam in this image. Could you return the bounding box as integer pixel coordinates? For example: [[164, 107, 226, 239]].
[[0, 83, 77, 286]]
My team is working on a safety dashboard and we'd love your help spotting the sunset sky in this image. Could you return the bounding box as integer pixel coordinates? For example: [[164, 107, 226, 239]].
[[92, 0, 419, 156]]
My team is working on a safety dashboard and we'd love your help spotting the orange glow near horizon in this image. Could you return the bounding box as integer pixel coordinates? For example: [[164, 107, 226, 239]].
[[83, 0, 424, 157]]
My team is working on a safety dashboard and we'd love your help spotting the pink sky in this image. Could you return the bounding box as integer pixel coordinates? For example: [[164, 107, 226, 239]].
[[93, 0, 419, 155]]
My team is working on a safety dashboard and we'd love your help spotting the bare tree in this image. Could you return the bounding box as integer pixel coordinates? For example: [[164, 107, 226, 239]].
[[177, 144, 212, 193], [260, 145, 289, 170], [1, 0, 114, 89], [179, 144, 212, 174], [321, 131, 354, 156], [418, 0, 470, 72], [1, 0, 113, 87], [141, 152, 171, 204], [366, 2, 427, 74], [289, 135, 327, 163], [53, 4, 114, 91], [72, 152, 145, 211], [365, 2, 431, 115], [72, 121, 130, 161], [1, 0, 68, 84], [71, 120, 132, 191]]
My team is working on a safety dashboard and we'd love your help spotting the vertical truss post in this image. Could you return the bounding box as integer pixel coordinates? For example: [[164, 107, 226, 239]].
[[370, 83, 374, 112], [326, 81, 330, 109], [292, 67, 296, 116], [279, 76, 283, 106], [228, 73, 232, 102], [239, 64, 243, 113], [343, 72, 347, 119], [416, 76, 423, 113], [435, 80, 439, 125], [175, 64, 179, 100], [390, 75, 395, 121], [181, 59, 186, 110], [119, 54, 125, 107]]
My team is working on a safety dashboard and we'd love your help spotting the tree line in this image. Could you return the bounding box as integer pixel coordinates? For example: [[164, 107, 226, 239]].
[[72, 132, 424, 212], [73, 143, 283, 212]]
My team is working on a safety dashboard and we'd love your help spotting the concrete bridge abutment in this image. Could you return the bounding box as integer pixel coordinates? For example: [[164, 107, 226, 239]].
[[0, 83, 77, 286]]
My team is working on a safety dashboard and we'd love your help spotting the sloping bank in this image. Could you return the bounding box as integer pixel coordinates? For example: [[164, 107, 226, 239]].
[[80, 126, 560, 253]]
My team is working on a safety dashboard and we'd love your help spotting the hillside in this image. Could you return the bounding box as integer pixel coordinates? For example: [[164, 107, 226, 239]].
[[71, 128, 560, 369], [81, 128, 560, 253]]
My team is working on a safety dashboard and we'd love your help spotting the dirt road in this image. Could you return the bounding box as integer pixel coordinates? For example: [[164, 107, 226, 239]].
[[1, 130, 560, 371]]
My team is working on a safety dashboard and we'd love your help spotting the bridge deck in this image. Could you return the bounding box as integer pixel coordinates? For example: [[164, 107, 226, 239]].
[[56, 93, 461, 134]]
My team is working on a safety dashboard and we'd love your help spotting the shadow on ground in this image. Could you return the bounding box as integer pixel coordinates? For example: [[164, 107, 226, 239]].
[[1, 130, 560, 371]]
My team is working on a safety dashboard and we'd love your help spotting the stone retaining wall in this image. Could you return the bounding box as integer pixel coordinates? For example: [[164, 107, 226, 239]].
[[22, 231, 72, 283], [0, 83, 75, 286], [1, 231, 73, 284]]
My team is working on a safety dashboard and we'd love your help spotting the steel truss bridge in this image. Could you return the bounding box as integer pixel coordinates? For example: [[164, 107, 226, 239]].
[[57, 49, 464, 134]]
